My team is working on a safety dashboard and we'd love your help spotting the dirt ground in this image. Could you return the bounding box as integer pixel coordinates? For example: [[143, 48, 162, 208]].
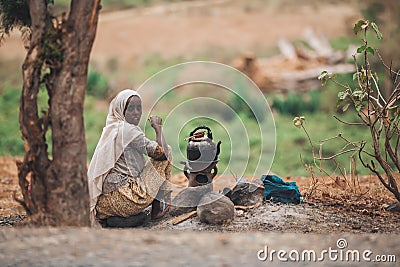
[[1, 156, 399, 234], [1, 229, 399, 266], [0, 155, 399, 266]]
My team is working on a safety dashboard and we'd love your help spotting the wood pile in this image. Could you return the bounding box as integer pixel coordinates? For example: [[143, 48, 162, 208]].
[[233, 28, 355, 93]]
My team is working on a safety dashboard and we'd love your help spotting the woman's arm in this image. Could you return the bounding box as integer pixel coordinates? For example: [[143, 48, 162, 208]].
[[148, 115, 169, 160]]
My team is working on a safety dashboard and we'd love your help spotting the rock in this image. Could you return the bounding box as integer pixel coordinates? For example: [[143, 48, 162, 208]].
[[236, 210, 244, 217], [170, 184, 212, 216], [197, 192, 234, 225], [221, 187, 232, 198], [228, 180, 264, 206], [386, 202, 400, 213]]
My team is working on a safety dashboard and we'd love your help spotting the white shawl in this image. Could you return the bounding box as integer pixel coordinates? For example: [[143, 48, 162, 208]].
[[87, 89, 142, 225]]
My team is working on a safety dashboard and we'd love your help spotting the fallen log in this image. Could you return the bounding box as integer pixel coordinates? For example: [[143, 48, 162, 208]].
[[232, 28, 355, 93]]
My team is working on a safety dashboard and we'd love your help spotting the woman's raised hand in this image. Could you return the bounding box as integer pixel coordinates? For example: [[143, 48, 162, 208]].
[[148, 115, 162, 130], [149, 115, 168, 155]]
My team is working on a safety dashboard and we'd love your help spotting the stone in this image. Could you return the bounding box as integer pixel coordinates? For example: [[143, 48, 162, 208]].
[[197, 192, 234, 225], [228, 180, 264, 206], [386, 202, 400, 213], [170, 184, 212, 216], [236, 210, 244, 217]]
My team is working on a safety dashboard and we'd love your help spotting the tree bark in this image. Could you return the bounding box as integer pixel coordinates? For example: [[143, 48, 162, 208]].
[[18, 0, 51, 222], [18, 0, 101, 226], [46, 0, 100, 226]]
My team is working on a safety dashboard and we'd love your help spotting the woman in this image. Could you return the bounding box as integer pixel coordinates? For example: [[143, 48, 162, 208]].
[[88, 89, 171, 226]]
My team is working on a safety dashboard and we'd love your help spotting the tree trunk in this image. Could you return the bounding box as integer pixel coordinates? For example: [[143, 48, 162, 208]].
[[17, 0, 101, 226]]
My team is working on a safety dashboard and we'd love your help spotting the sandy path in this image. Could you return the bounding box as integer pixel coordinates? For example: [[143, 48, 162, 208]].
[[0, 228, 398, 266]]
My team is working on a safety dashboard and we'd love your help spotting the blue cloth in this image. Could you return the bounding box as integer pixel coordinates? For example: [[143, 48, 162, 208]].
[[261, 174, 301, 204]]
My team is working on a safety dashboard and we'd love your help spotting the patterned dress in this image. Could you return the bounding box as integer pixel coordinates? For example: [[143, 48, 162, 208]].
[[95, 136, 171, 219]]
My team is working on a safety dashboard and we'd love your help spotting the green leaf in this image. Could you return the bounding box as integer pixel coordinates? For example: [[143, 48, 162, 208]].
[[338, 91, 348, 100], [361, 21, 369, 29], [352, 90, 363, 98], [366, 46, 375, 55], [353, 72, 359, 81], [342, 103, 350, 112], [357, 45, 366, 53], [354, 20, 367, 35], [318, 71, 329, 86], [318, 71, 328, 80], [371, 22, 383, 40], [336, 99, 343, 109]]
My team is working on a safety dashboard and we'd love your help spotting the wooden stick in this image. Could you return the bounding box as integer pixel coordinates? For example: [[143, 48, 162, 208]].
[[271, 206, 281, 212], [172, 210, 197, 225]]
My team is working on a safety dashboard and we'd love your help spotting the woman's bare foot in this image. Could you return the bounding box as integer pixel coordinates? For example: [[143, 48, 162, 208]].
[[151, 199, 170, 220]]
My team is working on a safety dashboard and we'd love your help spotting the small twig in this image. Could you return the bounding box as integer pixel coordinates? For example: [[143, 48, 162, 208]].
[[301, 124, 316, 166], [315, 148, 359, 160], [353, 55, 363, 90], [271, 206, 281, 212], [333, 115, 365, 126], [172, 210, 197, 225], [384, 89, 400, 109], [376, 50, 400, 76], [384, 126, 400, 171], [330, 78, 350, 90], [371, 74, 387, 105], [300, 154, 318, 198], [338, 141, 361, 153], [338, 134, 365, 147], [368, 94, 383, 108], [395, 128, 400, 168]]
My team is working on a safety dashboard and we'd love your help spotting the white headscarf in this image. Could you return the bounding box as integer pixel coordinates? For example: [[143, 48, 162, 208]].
[[88, 89, 142, 225]]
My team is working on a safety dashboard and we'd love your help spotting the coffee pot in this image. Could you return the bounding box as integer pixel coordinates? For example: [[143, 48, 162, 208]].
[[182, 126, 221, 187]]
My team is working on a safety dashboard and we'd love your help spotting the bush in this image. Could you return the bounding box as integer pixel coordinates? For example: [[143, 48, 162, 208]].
[[87, 67, 109, 98], [0, 87, 24, 155], [0, 87, 109, 158], [227, 80, 266, 122], [272, 91, 320, 116]]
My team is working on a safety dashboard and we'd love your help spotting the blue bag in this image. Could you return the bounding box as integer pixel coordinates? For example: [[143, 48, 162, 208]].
[[261, 174, 301, 204]]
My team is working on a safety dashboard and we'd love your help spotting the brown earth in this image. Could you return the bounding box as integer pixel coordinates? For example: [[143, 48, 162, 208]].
[[1, 229, 399, 267], [1, 156, 399, 265], [1, 156, 399, 234]]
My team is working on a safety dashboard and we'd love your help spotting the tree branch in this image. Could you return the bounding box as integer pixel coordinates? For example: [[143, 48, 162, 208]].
[[384, 125, 400, 172], [17, 0, 51, 215], [376, 50, 400, 76], [315, 148, 360, 160], [333, 115, 365, 126]]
